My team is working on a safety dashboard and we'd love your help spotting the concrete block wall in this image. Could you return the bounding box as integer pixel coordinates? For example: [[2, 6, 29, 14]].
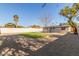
[[0, 28, 43, 34]]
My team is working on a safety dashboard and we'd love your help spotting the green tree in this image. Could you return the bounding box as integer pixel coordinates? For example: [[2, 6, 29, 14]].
[[5, 23, 16, 28], [13, 15, 19, 28], [73, 3, 79, 11], [60, 5, 78, 34]]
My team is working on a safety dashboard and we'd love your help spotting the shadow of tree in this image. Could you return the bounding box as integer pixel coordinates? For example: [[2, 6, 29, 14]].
[[0, 33, 79, 56], [0, 35, 33, 56], [30, 33, 79, 56], [0, 34, 50, 56]]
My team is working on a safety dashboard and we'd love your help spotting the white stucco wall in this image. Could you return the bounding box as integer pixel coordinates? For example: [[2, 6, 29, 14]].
[[0, 28, 43, 34]]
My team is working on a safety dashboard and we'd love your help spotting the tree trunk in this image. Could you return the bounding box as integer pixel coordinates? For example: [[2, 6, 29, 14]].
[[72, 26, 78, 35], [0, 28, 1, 34], [68, 20, 78, 35], [15, 22, 17, 28]]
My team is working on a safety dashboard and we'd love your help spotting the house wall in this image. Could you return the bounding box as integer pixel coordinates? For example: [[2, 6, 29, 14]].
[[43, 26, 69, 33]]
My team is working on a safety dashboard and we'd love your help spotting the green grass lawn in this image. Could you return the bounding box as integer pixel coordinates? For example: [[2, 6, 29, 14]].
[[20, 32, 49, 39]]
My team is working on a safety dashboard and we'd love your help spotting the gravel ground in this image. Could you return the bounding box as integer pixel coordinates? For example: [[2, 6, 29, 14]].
[[0, 31, 68, 56], [0, 34, 55, 56]]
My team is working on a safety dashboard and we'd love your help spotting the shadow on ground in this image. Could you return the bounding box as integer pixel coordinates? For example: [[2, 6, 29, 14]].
[[0, 33, 79, 56], [0, 35, 33, 56], [0, 34, 50, 56], [30, 33, 79, 56]]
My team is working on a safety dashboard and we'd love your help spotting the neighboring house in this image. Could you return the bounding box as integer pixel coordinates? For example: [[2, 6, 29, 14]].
[[28, 25, 42, 29], [43, 25, 69, 33]]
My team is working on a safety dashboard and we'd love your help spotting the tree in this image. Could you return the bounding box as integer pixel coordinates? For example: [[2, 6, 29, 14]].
[[39, 13, 52, 27], [13, 15, 19, 28], [39, 12, 52, 32], [73, 3, 79, 11], [30, 25, 41, 28], [5, 23, 16, 28], [60, 5, 78, 34]]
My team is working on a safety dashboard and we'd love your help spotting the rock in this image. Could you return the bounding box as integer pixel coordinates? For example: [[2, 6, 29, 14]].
[[1, 51, 5, 55], [1, 47, 11, 55], [14, 52, 19, 56], [18, 50, 28, 56], [29, 46, 37, 51], [11, 49, 29, 56], [21, 43, 29, 48], [35, 43, 43, 48], [7, 50, 13, 56], [11, 48, 15, 51], [3, 47, 10, 52]]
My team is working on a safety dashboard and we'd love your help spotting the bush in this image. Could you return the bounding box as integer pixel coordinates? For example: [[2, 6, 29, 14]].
[[20, 32, 48, 38]]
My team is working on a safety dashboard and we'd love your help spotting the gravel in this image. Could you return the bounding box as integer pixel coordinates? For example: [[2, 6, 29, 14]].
[[0, 35, 51, 56]]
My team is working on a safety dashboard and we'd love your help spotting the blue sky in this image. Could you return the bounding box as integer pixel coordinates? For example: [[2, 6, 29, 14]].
[[0, 3, 73, 26]]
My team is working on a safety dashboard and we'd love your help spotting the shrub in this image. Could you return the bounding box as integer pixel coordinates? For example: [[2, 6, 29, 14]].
[[20, 32, 48, 38]]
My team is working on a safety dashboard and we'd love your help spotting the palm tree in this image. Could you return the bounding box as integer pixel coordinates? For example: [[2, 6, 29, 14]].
[[13, 15, 19, 28], [60, 6, 78, 34]]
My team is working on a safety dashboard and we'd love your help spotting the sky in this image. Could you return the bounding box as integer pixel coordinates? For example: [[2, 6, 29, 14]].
[[0, 3, 73, 27]]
